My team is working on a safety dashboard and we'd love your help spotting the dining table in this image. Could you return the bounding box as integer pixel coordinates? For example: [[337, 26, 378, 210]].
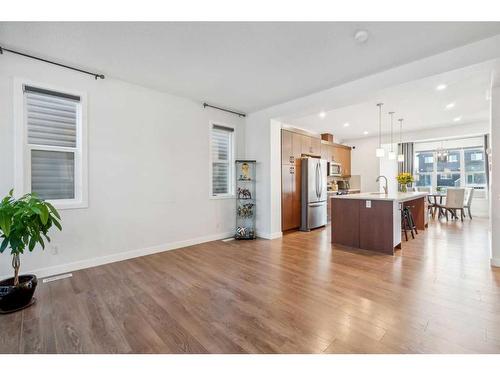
[[427, 191, 447, 218]]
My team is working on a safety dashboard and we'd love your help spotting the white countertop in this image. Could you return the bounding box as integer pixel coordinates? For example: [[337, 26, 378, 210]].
[[327, 189, 360, 194], [330, 191, 428, 202]]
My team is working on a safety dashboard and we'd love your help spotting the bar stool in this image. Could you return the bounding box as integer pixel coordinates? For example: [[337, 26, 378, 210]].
[[401, 205, 418, 241]]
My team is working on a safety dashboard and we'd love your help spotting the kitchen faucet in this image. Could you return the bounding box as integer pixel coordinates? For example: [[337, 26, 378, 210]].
[[376, 175, 388, 194]]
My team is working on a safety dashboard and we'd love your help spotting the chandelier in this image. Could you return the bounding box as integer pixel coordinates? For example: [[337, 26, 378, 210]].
[[436, 141, 448, 163]]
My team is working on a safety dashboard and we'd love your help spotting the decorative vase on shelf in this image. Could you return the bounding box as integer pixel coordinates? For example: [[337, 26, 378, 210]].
[[401, 184, 407, 193]]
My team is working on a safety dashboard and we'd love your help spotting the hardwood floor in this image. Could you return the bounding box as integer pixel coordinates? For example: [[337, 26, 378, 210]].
[[1, 217, 499, 353]]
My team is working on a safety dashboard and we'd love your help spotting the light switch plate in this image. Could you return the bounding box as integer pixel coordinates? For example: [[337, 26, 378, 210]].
[[366, 200, 371, 208]]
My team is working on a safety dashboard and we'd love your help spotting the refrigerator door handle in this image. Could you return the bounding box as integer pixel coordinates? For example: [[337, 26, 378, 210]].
[[319, 162, 322, 198], [309, 202, 324, 207], [316, 162, 320, 198]]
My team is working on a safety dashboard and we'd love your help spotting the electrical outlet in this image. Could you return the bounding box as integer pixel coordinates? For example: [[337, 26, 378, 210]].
[[366, 200, 372, 208], [51, 245, 59, 255]]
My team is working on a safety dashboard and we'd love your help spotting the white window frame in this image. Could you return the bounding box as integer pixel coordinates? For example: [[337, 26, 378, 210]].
[[13, 78, 88, 209], [209, 121, 235, 199]]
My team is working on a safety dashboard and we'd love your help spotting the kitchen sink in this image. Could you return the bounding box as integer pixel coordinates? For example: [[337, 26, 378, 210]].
[[369, 192, 388, 195]]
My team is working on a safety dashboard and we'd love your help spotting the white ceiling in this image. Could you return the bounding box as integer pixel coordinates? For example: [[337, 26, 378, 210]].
[[1, 22, 500, 112], [288, 64, 492, 141]]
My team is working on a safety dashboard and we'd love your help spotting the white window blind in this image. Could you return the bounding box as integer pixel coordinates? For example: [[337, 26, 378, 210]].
[[24, 85, 80, 201], [211, 125, 234, 196]]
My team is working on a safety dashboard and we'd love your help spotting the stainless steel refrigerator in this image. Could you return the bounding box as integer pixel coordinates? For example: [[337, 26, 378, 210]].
[[300, 157, 328, 231]]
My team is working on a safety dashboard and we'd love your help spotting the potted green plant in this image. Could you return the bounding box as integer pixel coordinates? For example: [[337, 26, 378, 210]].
[[0, 190, 61, 313], [396, 173, 414, 193]]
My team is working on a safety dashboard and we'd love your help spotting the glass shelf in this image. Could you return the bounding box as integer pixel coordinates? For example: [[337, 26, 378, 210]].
[[235, 160, 256, 240]]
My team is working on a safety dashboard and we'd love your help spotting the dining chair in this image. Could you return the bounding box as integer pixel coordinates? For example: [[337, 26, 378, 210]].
[[463, 187, 474, 220], [437, 188, 465, 222]]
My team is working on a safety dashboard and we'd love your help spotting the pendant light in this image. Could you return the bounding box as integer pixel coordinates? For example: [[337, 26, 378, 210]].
[[397, 118, 405, 162], [388, 111, 396, 160], [376, 103, 385, 157]]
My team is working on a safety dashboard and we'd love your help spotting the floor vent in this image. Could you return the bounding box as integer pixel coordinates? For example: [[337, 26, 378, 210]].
[[42, 273, 73, 283]]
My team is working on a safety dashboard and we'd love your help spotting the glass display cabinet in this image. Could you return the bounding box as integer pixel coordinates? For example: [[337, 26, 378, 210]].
[[235, 160, 256, 240]]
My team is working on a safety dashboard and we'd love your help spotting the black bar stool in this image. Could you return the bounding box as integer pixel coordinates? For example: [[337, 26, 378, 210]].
[[401, 205, 418, 241]]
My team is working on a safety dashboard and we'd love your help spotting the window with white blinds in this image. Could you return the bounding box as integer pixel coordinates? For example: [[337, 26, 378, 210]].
[[20, 84, 85, 206], [210, 124, 234, 197]]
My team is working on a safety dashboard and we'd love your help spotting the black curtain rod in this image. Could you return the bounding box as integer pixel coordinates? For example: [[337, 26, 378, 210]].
[[203, 102, 246, 117], [0, 45, 105, 80]]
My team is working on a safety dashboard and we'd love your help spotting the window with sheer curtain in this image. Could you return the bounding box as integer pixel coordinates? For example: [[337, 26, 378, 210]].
[[15, 82, 87, 208], [210, 124, 234, 197]]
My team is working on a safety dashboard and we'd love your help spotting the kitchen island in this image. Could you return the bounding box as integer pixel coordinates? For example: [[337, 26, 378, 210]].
[[331, 192, 428, 255]]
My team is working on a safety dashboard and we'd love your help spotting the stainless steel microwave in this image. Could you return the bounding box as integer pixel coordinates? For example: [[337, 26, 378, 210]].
[[328, 162, 342, 177]]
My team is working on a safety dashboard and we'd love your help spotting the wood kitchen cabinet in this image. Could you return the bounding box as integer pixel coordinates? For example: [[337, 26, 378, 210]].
[[292, 162, 301, 227], [281, 130, 304, 166], [281, 129, 305, 231], [292, 132, 303, 161], [310, 137, 321, 155], [320, 143, 332, 161], [281, 129, 293, 164], [281, 161, 301, 231], [339, 147, 351, 176], [299, 133, 321, 156], [281, 164, 294, 230], [330, 145, 351, 176], [331, 145, 341, 163]]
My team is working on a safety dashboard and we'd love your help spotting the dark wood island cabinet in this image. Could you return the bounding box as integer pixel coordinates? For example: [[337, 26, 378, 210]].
[[331, 192, 428, 255]]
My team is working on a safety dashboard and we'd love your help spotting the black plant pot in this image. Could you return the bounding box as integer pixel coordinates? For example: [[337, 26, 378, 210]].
[[0, 274, 37, 314]]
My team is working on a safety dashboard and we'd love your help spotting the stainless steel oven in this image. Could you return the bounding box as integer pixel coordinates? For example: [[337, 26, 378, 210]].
[[328, 162, 342, 177]]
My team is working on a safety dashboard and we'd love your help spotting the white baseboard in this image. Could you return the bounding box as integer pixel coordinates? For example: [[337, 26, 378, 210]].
[[258, 231, 283, 240], [491, 258, 500, 268], [0, 231, 234, 280]]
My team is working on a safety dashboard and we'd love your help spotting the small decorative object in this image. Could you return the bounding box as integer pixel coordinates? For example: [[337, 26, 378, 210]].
[[239, 162, 251, 181], [396, 173, 414, 193], [237, 203, 254, 218], [237, 187, 252, 200], [236, 226, 248, 237], [0, 190, 62, 313], [235, 160, 256, 240]]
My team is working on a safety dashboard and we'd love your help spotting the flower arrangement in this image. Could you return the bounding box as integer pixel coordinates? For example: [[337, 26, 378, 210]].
[[396, 173, 414, 192]]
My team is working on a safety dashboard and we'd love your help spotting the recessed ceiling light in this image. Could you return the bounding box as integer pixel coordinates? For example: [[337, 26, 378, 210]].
[[453, 116, 462, 122], [343, 122, 350, 127], [318, 111, 326, 119], [445, 102, 455, 110], [363, 131, 369, 135], [436, 84, 447, 91]]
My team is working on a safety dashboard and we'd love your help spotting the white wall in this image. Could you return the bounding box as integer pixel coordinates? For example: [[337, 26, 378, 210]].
[[0, 54, 245, 278], [244, 114, 282, 239], [379, 144, 399, 194], [348, 136, 380, 192], [490, 85, 500, 266]]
